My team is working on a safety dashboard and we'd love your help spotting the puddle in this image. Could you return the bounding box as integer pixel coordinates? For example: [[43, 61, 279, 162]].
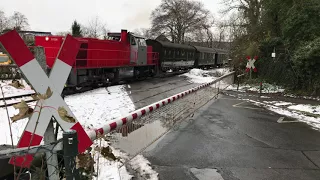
[[111, 120, 169, 156]]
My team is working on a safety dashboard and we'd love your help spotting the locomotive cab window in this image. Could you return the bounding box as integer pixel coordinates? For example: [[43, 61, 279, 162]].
[[131, 37, 136, 45], [137, 38, 147, 46]]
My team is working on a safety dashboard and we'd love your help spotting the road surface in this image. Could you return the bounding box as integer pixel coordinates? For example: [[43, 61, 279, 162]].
[[143, 94, 320, 180]]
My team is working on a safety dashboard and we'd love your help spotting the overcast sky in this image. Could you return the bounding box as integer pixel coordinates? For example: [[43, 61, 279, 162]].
[[1, 0, 225, 34]]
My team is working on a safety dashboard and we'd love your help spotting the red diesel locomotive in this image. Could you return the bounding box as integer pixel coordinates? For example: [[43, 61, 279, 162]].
[[35, 29, 159, 90]]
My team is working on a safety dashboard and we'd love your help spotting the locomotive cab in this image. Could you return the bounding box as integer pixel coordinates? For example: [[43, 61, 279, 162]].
[[129, 33, 147, 65]]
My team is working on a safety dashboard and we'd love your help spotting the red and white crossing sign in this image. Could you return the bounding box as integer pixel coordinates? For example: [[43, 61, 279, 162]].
[[0, 30, 93, 167], [245, 56, 258, 72]]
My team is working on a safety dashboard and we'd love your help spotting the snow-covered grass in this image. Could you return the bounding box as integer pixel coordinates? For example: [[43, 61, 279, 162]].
[[65, 86, 135, 132], [0, 84, 158, 179], [180, 68, 231, 84], [0, 79, 34, 98], [227, 83, 285, 94], [130, 155, 159, 180], [0, 102, 35, 145], [90, 139, 158, 180], [91, 139, 132, 180]]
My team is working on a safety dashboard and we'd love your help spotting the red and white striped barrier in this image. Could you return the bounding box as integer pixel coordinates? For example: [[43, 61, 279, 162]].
[[0, 30, 92, 167], [87, 71, 235, 140]]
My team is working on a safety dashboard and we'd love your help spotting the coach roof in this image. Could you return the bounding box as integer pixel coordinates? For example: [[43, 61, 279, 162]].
[[154, 40, 195, 50], [193, 45, 217, 53]]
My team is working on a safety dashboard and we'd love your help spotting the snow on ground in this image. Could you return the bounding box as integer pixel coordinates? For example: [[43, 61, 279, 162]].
[[130, 155, 159, 180], [227, 83, 285, 94], [180, 68, 231, 84], [285, 94, 320, 102], [65, 86, 135, 132], [0, 84, 158, 179], [287, 104, 320, 115], [0, 80, 34, 98], [273, 102, 293, 106], [92, 139, 132, 180], [181, 69, 217, 84], [248, 99, 320, 130], [91, 139, 158, 180], [0, 101, 36, 145]]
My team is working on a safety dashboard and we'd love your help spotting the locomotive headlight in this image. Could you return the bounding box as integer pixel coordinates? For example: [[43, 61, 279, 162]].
[[45, 37, 49, 41]]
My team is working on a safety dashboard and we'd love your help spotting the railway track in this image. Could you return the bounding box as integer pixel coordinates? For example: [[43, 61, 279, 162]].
[[0, 68, 217, 108], [0, 93, 35, 108]]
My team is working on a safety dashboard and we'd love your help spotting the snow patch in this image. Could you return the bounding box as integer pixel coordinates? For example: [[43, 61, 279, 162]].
[[260, 96, 271, 99], [288, 104, 320, 115], [92, 139, 132, 180], [0, 102, 36, 145], [0, 80, 34, 98], [130, 155, 159, 180], [227, 83, 285, 94], [248, 100, 320, 130], [274, 102, 293, 106], [181, 68, 231, 84], [65, 86, 135, 132]]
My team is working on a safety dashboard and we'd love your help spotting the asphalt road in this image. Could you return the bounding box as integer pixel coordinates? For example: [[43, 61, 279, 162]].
[[143, 94, 320, 180]]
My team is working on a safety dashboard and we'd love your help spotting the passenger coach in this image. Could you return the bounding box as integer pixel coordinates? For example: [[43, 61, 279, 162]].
[[146, 40, 196, 72]]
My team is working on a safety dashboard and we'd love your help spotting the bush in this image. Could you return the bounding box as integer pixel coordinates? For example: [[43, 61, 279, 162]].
[[256, 38, 297, 88], [292, 38, 320, 94]]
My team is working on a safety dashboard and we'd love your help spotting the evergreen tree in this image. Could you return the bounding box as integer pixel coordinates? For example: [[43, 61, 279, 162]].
[[71, 20, 82, 37]]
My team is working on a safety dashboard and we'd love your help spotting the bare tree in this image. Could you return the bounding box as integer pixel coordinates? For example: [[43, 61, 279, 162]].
[[133, 28, 154, 39], [151, 0, 214, 44], [10, 11, 29, 30], [82, 16, 108, 39], [0, 10, 10, 33], [222, 0, 263, 41], [185, 25, 214, 47]]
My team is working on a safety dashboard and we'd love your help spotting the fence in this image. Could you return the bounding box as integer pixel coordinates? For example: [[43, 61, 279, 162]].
[[0, 71, 234, 179]]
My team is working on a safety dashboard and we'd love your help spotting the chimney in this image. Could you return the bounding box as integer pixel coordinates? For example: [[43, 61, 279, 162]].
[[120, 29, 128, 44]]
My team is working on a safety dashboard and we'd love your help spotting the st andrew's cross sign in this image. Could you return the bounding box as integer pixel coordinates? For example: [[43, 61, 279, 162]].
[[0, 30, 93, 167]]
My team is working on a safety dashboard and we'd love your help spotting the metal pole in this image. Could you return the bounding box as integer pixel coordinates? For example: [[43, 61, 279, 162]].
[[237, 75, 240, 91], [63, 130, 80, 180], [44, 120, 60, 180], [260, 82, 262, 96]]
